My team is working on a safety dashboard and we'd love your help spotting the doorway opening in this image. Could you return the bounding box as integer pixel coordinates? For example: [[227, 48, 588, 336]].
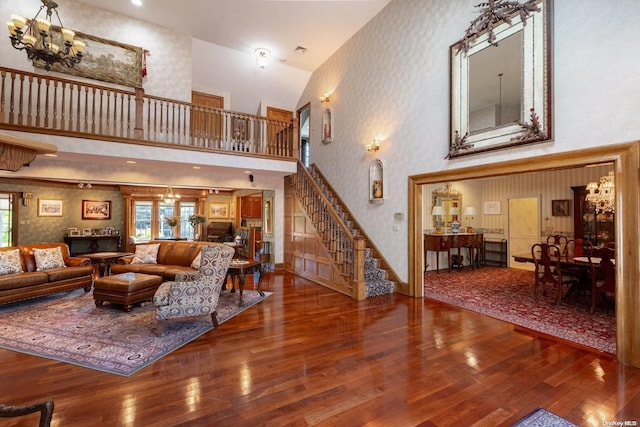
[[298, 103, 310, 167]]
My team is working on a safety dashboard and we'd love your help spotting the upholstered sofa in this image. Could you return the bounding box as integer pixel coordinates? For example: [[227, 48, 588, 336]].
[[110, 240, 216, 280], [0, 243, 94, 305]]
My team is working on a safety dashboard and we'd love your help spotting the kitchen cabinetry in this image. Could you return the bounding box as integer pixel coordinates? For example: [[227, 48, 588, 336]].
[[572, 186, 615, 247], [241, 196, 262, 219]]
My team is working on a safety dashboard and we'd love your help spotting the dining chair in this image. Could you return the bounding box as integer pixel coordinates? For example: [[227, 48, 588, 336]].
[[572, 238, 594, 257], [531, 243, 579, 304], [0, 399, 54, 427], [546, 234, 568, 251], [588, 246, 616, 314]]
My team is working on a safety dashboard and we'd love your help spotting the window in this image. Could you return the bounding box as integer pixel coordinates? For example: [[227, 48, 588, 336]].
[[133, 201, 153, 241], [132, 199, 197, 241], [0, 193, 18, 247]]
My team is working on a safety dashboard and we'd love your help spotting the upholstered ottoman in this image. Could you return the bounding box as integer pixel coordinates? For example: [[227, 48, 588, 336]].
[[94, 272, 163, 312]]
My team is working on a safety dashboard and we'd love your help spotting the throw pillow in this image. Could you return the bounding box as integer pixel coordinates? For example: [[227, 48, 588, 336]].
[[33, 247, 66, 271], [131, 244, 160, 264], [0, 249, 23, 275], [191, 252, 201, 269]]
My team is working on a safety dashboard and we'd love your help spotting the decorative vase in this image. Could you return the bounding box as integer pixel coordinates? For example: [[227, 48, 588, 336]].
[[451, 220, 460, 234]]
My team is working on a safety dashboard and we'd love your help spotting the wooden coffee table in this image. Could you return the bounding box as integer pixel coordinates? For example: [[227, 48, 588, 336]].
[[93, 272, 163, 312], [82, 251, 133, 277]]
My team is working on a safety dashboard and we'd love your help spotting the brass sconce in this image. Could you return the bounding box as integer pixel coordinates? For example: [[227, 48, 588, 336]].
[[22, 192, 33, 206], [319, 93, 331, 103], [366, 138, 381, 152]]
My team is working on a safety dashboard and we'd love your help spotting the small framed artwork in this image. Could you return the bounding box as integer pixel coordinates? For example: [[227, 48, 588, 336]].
[[82, 228, 92, 236], [82, 200, 111, 220], [105, 226, 115, 235], [483, 201, 501, 215], [38, 199, 63, 217], [208, 202, 229, 219], [69, 229, 81, 236], [322, 108, 333, 144], [552, 199, 570, 216]]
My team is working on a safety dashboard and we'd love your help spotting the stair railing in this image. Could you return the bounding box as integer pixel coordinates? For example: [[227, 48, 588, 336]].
[[290, 162, 366, 300]]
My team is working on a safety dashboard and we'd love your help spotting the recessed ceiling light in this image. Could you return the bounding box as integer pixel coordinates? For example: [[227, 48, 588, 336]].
[[244, 170, 252, 174], [192, 166, 201, 169], [44, 153, 57, 157], [131, 0, 143, 6], [126, 160, 137, 164]]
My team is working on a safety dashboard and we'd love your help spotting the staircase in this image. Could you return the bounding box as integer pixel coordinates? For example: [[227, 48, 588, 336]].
[[302, 164, 395, 298]]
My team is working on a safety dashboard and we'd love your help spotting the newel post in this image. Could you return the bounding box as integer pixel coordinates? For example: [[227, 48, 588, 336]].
[[291, 117, 299, 159], [134, 87, 144, 140], [352, 236, 366, 300]]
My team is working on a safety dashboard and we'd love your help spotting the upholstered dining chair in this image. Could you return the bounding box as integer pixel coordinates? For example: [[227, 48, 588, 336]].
[[531, 243, 579, 304], [588, 246, 616, 314], [0, 399, 54, 427], [153, 244, 234, 334]]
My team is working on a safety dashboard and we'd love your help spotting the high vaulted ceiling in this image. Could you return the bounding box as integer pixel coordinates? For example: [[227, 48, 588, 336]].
[[74, 0, 393, 72]]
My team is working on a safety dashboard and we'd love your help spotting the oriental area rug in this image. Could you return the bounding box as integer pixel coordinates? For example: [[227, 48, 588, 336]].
[[0, 288, 270, 377], [424, 267, 616, 354], [512, 407, 578, 427]]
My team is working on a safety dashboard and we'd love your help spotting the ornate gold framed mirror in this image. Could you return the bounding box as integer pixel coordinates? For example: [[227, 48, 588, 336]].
[[448, 0, 552, 158]]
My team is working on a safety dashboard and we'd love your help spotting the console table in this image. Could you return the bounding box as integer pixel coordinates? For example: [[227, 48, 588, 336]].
[[424, 232, 483, 273], [64, 235, 122, 255]]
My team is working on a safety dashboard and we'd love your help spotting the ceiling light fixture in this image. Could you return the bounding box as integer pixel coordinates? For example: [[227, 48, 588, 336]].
[[255, 48, 270, 69], [8, 0, 86, 71], [586, 171, 615, 214], [162, 186, 180, 204]]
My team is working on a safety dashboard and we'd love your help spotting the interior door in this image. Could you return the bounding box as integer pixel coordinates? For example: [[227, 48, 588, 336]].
[[508, 196, 540, 271], [191, 91, 224, 146]]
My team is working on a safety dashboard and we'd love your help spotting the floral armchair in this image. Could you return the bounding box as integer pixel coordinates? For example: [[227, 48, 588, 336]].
[[153, 244, 234, 330]]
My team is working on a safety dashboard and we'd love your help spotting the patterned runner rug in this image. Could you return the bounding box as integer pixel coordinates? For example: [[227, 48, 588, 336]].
[[0, 288, 270, 376], [512, 407, 578, 426], [424, 267, 616, 354]]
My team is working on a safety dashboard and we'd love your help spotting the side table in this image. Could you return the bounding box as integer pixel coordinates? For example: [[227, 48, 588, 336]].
[[82, 252, 133, 277]]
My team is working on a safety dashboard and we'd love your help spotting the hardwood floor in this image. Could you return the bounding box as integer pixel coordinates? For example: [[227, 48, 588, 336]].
[[1, 271, 639, 426]]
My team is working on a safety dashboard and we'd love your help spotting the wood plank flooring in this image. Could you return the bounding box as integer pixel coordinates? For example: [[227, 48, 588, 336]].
[[1, 271, 639, 426]]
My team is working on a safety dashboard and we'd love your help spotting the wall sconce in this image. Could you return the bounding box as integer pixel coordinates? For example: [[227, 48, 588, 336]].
[[319, 93, 331, 103], [21, 192, 33, 206], [255, 48, 270, 69], [366, 138, 381, 152], [78, 182, 92, 189]]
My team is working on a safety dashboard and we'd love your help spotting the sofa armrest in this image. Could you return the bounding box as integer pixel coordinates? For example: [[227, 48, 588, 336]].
[[65, 256, 91, 267], [116, 256, 135, 265]]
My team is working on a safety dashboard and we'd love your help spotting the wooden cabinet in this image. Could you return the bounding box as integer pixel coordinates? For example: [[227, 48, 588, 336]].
[[572, 186, 615, 247], [241, 196, 262, 219]]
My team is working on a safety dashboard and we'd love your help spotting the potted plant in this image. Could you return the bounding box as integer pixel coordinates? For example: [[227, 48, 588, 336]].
[[188, 214, 206, 240], [165, 215, 181, 238]]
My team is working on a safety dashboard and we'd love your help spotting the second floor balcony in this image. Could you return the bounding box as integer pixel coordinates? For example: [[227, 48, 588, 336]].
[[0, 66, 299, 161]]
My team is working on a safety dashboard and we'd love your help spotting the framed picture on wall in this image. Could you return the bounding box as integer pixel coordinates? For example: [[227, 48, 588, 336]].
[[37, 199, 63, 217], [208, 202, 229, 219], [82, 200, 111, 220], [483, 201, 501, 215], [552, 199, 570, 216]]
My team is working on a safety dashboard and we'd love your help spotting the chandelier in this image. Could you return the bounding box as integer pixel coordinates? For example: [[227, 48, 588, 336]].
[[7, 0, 86, 71], [162, 186, 180, 204], [585, 171, 615, 214]]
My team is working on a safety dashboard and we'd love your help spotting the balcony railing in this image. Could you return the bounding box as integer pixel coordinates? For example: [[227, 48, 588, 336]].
[[0, 66, 298, 159]]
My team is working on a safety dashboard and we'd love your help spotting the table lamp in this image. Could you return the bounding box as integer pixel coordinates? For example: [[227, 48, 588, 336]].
[[463, 206, 477, 232], [432, 205, 445, 234]]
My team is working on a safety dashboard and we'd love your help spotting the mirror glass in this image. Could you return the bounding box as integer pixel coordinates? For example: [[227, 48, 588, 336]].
[[449, 0, 551, 158], [432, 185, 462, 228], [468, 31, 523, 133]]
